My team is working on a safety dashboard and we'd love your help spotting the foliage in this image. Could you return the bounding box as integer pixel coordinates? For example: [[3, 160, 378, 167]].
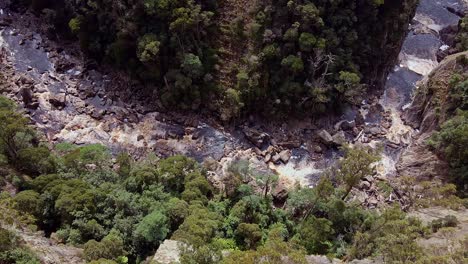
[[335, 146, 379, 200], [428, 110, 468, 196], [347, 206, 427, 261]]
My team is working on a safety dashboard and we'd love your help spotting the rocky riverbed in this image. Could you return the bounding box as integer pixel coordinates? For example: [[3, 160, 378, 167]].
[[0, 0, 466, 201]]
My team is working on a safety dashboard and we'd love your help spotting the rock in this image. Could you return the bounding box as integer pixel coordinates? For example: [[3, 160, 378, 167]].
[[355, 112, 365, 126], [243, 127, 270, 148], [50, 232, 64, 244], [19, 87, 34, 106], [137, 135, 144, 141], [253, 147, 263, 156], [272, 153, 281, 163], [317, 129, 333, 145], [91, 109, 106, 120], [49, 94, 66, 109], [152, 240, 185, 264], [279, 150, 291, 163], [332, 131, 346, 146], [264, 153, 272, 163], [167, 127, 185, 139], [359, 181, 371, 190], [278, 140, 301, 148], [85, 164, 97, 170], [313, 145, 323, 153], [27, 101, 40, 109], [369, 127, 381, 136], [368, 197, 378, 205], [271, 179, 289, 204], [340, 120, 355, 131], [0, 20, 10, 27]]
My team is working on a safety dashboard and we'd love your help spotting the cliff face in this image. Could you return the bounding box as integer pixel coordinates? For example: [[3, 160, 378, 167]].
[[356, 0, 419, 89], [398, 51, 468, 180]]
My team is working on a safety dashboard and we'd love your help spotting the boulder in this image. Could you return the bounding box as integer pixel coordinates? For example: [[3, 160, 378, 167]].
[[243, 127, 270, 148], [332, 131, 346, 146], [313, 145, 323, 153], [152, 240, 185, 264], [49, 94, 66, 109], [340, 120, 355, 131], [279, 150, 291, 163], [91, 108, 106, 120], [317, 130, 333, 145], [272, 153, 281, 163]]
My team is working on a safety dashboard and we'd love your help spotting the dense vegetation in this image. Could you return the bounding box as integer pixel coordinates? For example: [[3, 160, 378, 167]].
[[427, 56, 468, 197], [13, 0, 417, 120], [0, 96, 466, 263]]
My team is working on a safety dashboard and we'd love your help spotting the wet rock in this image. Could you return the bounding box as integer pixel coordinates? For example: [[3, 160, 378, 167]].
[[167, 127, 185, 139], [0, 19, 10, 27], [243, 127, 270, 148], [332, 131, 347, 146], [279, 150, 291, 163], [317, 130, 333, 145], [355, 112, 365, 126], [49, 94, 66, 109]]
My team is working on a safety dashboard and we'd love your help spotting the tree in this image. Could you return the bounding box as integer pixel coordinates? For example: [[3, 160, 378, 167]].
[[235, 223, 263, 250], [281, 55, 304, 75], [83, 231, 126, 262], [428, 110, 468, 196], [347, 207, 427, 260], [0, 97, 35, 164], [296, 216, 335, 254], [17, 146, 56, 176], [337, 146, 379, 200], [255, 173, 279, 199], [166, 197, 189, 230], [182, 53, 203, 79], [171, 205, 222, 247], [299, 33, 317, 52], [133, 210, 169, 249], [287, 177, 333, 219], [137, 34, 161, 63], [13, 190, 44, 219]]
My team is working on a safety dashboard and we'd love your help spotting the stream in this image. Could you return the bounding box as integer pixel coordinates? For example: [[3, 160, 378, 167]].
[[0, 0, 466, 189]]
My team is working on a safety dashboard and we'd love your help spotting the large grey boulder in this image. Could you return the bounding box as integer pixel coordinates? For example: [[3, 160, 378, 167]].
[[317, 130, 333, 145], [152, 240, 184, 264]]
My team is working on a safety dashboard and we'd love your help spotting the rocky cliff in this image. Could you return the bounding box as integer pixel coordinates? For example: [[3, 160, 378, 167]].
[[398, 51, 468, 180]]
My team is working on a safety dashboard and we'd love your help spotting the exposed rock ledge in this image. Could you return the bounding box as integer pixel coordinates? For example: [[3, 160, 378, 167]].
[[397, 51, 468, 180]]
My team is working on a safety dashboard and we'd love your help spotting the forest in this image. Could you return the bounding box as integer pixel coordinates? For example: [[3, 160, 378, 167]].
[[0, 0, 467, 263], [12, 0, 417, 120], [0, 95, 466, 263]]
